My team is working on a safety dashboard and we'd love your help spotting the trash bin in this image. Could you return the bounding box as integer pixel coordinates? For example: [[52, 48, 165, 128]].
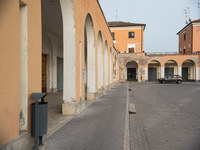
[[31, 93, 48, 150], [31, 101, 48, 136]]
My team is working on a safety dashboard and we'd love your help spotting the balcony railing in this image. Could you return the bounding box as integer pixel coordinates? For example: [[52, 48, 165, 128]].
[[146, 52, 178, 55]]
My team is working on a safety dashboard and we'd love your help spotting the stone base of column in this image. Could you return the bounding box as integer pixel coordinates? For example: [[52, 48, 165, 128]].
[[104, 85, 109, 92], [87, 92, 97, 100], [109, 83, 113, 88], [113, 80, 119, 85], [120, 79, 126, 82], [62, 100, 86, 115], [52, 88, 57, 93], [97, 87, 103, 94]]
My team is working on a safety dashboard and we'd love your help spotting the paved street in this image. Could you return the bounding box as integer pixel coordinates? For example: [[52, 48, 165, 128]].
[[129, 82, 200, 150], [45, 83, 127, 150]]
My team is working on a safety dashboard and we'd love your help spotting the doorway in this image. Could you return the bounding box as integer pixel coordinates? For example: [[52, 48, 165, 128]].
[[127, 68, 136, 80]]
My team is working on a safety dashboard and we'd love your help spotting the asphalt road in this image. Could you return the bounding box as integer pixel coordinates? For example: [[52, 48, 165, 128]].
[[129, 82, 200, 150]]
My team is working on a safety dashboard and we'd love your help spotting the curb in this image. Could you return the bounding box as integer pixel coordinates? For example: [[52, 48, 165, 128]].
[[123, 82, 130, 150]]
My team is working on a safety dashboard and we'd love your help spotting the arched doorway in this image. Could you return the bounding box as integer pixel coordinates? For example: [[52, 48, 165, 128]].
[[148, 60, 161, 81], [97, 31, 103, 93], [182, 60, 196, 81], [126, 61, 138, 81], [42, 0, 63, 93], [165, 60, 178, 76], [41, 0, 76, 114], [84, 14, 95, 100]]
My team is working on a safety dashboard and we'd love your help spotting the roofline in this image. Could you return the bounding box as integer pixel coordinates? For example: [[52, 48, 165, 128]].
[[108, 21, 146, 30], [177, 22, 192, 35], [96, 0, 113, 42], [177, 19, 200, 35]]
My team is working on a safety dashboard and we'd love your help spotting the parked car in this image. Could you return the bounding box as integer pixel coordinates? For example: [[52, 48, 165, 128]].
[[158, 75, 182, 84]]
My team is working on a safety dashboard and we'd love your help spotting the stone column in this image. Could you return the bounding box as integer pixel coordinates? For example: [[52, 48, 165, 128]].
[[178, 67, 182, 77], [196, 67, 200, 82], [60, 0, 77, 115], [161, 67, 164, 78], [145, 67, 148, 82]]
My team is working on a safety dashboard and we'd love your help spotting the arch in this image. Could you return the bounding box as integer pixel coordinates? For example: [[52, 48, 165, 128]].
[[84, 13, 96, 97], [164, 59, 178, 76], [104, 41, 108, 86], [182, 59, 196, 81], [97, 31, 103, 91], [126, 61, 138, 81], [109, 47, 112, 84], [148, 60, 161, 81]]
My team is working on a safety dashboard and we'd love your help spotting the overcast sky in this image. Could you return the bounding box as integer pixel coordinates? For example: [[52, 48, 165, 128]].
[[99, 0, 200, 53]]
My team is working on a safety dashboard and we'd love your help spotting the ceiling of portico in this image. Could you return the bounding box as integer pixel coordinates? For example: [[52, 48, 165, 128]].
[[42, 0, 63, 38]]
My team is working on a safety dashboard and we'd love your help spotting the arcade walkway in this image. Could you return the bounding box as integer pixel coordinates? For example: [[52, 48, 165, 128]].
[[44, 83, 128, 150]]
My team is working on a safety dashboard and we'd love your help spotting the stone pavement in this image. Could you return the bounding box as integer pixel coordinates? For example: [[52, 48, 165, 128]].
[[129, 82, 200, 150], [45, 83, 128, 150]]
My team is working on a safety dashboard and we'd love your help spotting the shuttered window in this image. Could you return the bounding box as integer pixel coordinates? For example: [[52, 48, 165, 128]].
[[129, 32, 135, 38]]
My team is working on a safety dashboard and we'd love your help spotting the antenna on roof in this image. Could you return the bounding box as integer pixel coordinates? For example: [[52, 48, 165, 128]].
[[115, 9, 118, 21], [198, 3, 200, 19], [182, 9, 188, 25], [187, 7, 191, 23]]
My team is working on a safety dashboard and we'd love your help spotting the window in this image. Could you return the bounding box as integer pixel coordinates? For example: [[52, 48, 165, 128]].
[[184, 34, 186, 41], [129, 32, 135, 38], [183, 49, 186, 54], [128, 48, 135, 53], [111, 32, 115, 40]]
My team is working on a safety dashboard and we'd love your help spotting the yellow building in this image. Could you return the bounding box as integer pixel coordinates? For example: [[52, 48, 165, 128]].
[[0, 0, 119, 149], [108, 21, 146, 53]]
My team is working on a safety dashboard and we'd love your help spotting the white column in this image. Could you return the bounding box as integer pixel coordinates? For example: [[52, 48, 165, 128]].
[[178, 67, 182, 77], [196, 67, 200, 82], [161, 67, 164, 78], [60, 0, 76, 103], [145, 67, 148, 82], [80, 42, 82, 100], [125, 69, 127, 80], [20, 4, 28, 131]]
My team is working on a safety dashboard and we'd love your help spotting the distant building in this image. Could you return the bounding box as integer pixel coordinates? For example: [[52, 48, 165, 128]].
[[109, 21, 200, 83], [177, 19, 200, 54], [108, 21, 146, 53]]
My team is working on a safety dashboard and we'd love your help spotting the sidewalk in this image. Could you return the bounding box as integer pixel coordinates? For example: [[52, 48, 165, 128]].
[[44, 83, 128, 150]]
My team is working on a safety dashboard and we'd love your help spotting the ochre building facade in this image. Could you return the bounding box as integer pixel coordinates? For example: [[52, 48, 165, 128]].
[[0, 0, 119, 149]]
